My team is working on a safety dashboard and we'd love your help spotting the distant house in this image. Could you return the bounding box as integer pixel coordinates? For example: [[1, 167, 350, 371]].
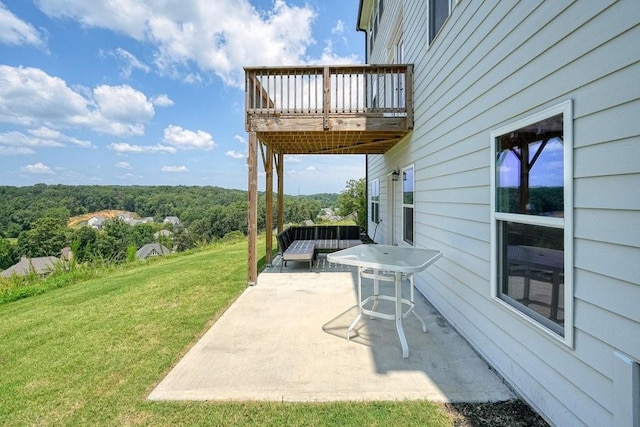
[[136, 243, 170, 260], [163, 216, 180, 226], [123, 215, 154, 226], [154, 229, 173, 240], [87, 216, 104, 229], [1, 256, 60, 278]]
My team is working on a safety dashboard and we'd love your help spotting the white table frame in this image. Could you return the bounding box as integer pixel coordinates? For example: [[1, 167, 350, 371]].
[[327, 244, 442, 358]]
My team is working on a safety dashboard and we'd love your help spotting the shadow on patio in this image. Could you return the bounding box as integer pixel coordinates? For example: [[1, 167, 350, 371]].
[[148, 254, 515, 402]]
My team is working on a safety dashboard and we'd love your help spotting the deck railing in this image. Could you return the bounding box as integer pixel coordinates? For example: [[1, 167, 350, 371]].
[[245, 64, 413, 120]]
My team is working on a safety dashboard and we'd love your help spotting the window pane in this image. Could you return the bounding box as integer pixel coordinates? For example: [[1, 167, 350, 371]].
[[495, 113, 564, 217], [403, 207, 413, 244], [429, 0, 449, 42], [403, 167, 413, 204], [498, 221, 564, 333]]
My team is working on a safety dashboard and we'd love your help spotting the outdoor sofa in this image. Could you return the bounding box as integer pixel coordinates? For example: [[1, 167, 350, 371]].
[[276, 225, 362, 272]]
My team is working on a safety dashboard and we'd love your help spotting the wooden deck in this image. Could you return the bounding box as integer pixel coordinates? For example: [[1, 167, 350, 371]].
[[245, 65, 413, 155], [245, 64, 414, 284]]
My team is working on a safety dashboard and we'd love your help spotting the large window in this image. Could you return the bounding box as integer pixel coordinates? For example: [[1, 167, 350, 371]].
[[370, 178, 380, 224], [491, 101, 573, 341], [403, 165, 414, 245]]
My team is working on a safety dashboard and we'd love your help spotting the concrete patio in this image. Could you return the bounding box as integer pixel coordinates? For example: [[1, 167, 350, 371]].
[[148, 255, 515, 402]]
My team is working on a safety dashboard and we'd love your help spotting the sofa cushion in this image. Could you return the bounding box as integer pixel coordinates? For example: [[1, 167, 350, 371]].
[[316, 239, 339, 251], [283, 240, 316, 260]]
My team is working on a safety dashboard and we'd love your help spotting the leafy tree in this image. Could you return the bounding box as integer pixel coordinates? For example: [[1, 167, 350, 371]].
[[16, 217, 69, 258], [97, 219, 131, 263], [172, 226, 194, 252], [130, 223, 155, 248], [71, 226, 98, 263], [337, 178, 366, 230], [0, 238, 18, 270]]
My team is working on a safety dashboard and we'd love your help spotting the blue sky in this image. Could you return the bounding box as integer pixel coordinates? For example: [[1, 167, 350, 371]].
[[0, 0, 366, 194]]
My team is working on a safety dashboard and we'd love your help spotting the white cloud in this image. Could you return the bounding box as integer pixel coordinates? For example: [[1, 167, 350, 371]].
[[91, 84, 155, 135], [0, 65, 156, 137], [110, 47, 150, 78], [27, 127, 93, 147], [305, 166, 316, 171], [30, 0, 363, 88], [150, 94, 174, 107], [0, 65, 89, 127], [0, 146, 34, 155], [285, 155, 303, 163], [161, 165, 188, 172], [0, 130, 65, 147], [226, 150, 245, 159], [115, 161, 132, 169], [0, 3, 46, 48], [226, 134, 247, 159], [162, 124, 215, 150], [331, 20, 345, 35], [108, 142, 176, 153], [21, 162, 53, 174]]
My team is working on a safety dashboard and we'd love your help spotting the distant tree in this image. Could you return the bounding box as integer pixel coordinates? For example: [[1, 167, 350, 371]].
[[71, 226, 98, 263], [172, 226, 194, 252], [0, 238, 18, 270], [130, 223, 155, 248], [16, 217, 69, 258], [97, 219, 131, 262], [337, 178, 366, 230]]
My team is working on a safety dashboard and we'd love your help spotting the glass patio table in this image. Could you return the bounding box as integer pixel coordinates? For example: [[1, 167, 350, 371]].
[[327, 244, 442, 358]]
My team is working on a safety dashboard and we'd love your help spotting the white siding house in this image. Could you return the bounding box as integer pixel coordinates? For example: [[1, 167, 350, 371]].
[[360, 0, 640, 426]]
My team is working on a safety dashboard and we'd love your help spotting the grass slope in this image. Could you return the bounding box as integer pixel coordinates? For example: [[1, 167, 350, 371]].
[[0, 239, 450, 427]]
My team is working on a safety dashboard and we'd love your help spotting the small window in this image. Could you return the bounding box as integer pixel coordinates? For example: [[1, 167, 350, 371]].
[[429, 0, 451, 44], [370, 178, 380, 223], [402, 166, 414, 245], [491, 101, 573, 342]]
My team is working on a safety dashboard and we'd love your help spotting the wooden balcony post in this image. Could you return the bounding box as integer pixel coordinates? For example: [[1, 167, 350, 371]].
[[265, 144, 273, 266], [276, 151, 284, 233], [247, 132, 258, 286]]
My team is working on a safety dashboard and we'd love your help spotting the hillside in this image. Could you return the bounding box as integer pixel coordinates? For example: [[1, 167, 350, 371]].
[[0, 184, 339, 238], [67, 209, 131, 227], [0, 239, 252, 424]]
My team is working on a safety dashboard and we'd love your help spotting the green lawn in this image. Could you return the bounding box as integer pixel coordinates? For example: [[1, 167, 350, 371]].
[[0, 239, 452, 426]]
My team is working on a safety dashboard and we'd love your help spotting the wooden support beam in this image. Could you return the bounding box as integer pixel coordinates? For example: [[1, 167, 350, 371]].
[[247, 132, 258, 286], [276, 151, 284, 234], [265, 145, 273, 266]]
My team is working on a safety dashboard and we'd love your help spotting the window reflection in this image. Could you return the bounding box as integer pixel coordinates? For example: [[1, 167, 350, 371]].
[[495, 113, 564, 217], [498, 222, 564, 333]]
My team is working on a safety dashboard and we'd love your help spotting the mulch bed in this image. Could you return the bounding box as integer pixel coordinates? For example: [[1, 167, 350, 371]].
[[444, 400, 549, 426]]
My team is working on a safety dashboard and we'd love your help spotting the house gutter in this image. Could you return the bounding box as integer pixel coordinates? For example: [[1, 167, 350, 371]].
[[356, 0, 370, 237]]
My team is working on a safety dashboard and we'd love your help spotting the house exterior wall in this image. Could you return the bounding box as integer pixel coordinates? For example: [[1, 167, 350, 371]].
[[364, 0, 640, 425]]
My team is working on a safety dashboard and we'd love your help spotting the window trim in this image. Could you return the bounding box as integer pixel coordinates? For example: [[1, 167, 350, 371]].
[[402, 164, 415, 246], [489, 100, 574, 347]]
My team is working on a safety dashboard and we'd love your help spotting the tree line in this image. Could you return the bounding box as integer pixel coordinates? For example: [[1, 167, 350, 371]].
[[0, 184, 340, 269]]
